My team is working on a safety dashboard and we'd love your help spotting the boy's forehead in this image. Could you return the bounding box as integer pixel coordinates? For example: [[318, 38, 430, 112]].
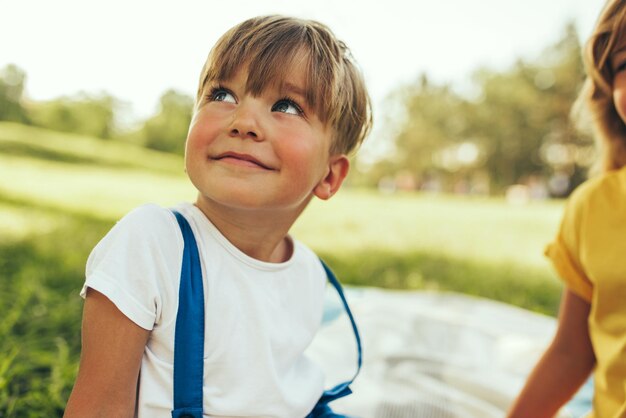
[[201, 44, 334, 123], [217, 59, 314, 99], [280, 81, 307, 98]]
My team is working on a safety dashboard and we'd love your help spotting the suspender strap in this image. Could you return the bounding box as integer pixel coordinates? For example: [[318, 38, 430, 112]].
[[314, 260, 363, 407], [171, 210, 205, 418]]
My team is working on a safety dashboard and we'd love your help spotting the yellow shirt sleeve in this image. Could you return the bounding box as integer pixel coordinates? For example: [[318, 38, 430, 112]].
[[544, 186, 594, 302]]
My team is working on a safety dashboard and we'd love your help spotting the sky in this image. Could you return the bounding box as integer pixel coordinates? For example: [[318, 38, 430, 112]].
[[1, 0, 607, 155]]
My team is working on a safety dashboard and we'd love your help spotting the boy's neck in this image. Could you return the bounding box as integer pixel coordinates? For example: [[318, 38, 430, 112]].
[[193, 198, 302, 263]]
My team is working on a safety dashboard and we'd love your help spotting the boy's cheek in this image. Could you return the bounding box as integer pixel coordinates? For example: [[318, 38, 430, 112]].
[[184, 130, 209, 161], [188, 109, 204, 127], [186, 124, 214, 150]]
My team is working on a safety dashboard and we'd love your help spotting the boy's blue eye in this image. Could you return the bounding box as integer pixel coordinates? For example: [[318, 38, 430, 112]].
[[210, 87, 236, 103], [272, 98, 303, 116]]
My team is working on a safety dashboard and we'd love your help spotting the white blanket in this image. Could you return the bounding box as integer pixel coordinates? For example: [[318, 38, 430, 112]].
[[306, 288, 592, 418]]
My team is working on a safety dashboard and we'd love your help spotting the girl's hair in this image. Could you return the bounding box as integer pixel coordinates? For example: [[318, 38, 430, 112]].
[[575, 0, 626, 173], [195, 15, 372, 156]]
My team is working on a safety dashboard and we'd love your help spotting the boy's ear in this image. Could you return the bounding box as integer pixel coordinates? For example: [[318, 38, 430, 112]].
[[313, 154, 350, 200]]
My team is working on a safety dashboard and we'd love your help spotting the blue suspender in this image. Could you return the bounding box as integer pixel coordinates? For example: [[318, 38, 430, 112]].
[[172, 211, 205, 418], [171, 210, 362, 418], [306, 261, 362, 417]]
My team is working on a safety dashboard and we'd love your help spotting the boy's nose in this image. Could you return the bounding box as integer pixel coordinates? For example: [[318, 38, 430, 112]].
[[228, 103, 263, 142]]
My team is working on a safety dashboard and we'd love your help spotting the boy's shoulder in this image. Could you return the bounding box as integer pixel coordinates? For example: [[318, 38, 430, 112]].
[[120, 203, 174, 222], [108, 203, 180, 244]]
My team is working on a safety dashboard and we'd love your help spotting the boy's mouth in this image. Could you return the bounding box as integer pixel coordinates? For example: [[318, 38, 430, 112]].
[[213, 152, 273, 170]]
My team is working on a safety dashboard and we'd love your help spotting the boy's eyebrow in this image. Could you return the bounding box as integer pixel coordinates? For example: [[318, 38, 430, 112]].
[[281, 82, 308, 99]]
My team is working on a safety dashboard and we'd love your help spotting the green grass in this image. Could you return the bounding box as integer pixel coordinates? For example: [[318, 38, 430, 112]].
[[296, 190, 563, 268], [295, 191, 564, 314], [0, 122, 567, 416]]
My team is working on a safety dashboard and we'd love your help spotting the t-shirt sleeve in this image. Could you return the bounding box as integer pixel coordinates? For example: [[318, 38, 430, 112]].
[[80, 204, 182, 330], [544, 186, 593, 302]]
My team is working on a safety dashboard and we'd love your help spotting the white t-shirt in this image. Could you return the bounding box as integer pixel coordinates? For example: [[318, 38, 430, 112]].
[[81, 202, 327, 418]]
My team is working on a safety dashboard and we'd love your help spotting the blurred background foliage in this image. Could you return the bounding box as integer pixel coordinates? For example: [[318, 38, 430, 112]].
[[0, 23, 592, 416], [1, 24, 591, 196], [358, 24, 590, 197]]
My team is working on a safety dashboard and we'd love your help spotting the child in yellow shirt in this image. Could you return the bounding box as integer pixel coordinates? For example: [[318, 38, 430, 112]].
[[507, 1, 626, 417]]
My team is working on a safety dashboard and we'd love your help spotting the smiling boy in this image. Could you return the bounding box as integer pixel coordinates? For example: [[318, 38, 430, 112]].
[[186, 56, 344, 263], [64, 15, 372, 418]]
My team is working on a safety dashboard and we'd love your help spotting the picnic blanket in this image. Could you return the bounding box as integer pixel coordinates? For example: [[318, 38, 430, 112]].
[[306, 288, 592, 418]]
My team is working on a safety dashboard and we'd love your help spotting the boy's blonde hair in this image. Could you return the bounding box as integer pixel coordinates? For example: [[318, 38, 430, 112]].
[[195, 15, 372, 156], [575, 0, 626, 173]]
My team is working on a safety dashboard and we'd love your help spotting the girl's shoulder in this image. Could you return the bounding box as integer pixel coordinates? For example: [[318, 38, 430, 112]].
[[568, 166, 626, 208]]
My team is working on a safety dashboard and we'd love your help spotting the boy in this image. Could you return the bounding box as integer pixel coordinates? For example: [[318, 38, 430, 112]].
[[64, 15, 372, 418]]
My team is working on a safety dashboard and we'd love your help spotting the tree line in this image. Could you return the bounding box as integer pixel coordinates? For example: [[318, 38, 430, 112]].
[[364, 23, 592, 196], [1, 23, 591, 195], [0, 65, 193, 155]]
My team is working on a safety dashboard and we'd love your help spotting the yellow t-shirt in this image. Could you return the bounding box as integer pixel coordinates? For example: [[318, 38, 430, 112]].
[[545, 166, 626, 418]]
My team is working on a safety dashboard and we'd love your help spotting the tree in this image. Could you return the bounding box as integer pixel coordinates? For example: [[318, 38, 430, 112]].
[[0, 64, 29, 123], [469, 23, 587, 191], [375, 74, 484, 191], [141, 90, 193, 154], [391, 75, 468, 175], [379, 23, 588, 194], [30, 93, 118, 139]]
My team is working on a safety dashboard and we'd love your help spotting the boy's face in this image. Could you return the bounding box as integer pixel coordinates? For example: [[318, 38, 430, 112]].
[[185, 58, 347, 216]]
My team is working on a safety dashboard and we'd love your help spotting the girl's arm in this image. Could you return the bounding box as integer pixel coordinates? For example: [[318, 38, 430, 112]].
[[506, 289, 595, 418], [64, 288, 150, 418]]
